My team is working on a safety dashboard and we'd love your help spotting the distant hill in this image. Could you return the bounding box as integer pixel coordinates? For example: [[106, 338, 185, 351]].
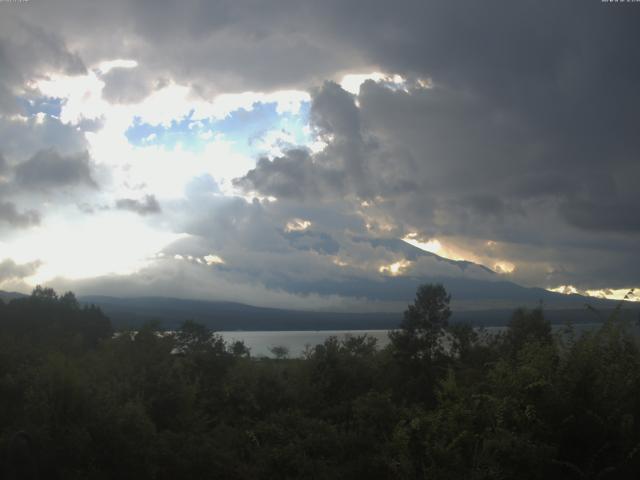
[[0, 290, 27, 303], [249, 237, 633, 312], [73, 238, 639, 328], [1, 239, 637, 330], [79, 295, 403, 331], [1, 287, 637, 330], [78, 294, 639, 331]]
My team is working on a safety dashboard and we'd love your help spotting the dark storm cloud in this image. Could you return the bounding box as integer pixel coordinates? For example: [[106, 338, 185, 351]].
[[115, 194, 162, 215], [560, 200, 640, 234], [237, 66, 640, 291], [14, 149, 97, 191]]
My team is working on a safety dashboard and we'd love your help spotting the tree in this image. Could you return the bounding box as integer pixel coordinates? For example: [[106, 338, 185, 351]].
[[269, 345, 290, 360], [30, 285, 58, 303], [389, 283, 451, 362], [59, 291, 80, 310], [388, 284, 452, 405], [505, 307, 552, 355]]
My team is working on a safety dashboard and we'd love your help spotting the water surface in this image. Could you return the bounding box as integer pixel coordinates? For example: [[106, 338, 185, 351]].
[[219, 323, 616, 358]]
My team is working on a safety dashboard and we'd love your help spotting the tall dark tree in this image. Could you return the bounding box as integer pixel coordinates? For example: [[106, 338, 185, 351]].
[[389, 283, 451, 362], [388, 283, 452, 405], [505, 306, 552, 355]]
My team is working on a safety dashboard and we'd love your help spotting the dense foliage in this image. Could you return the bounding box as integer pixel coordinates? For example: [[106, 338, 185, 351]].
[[1, 285, 639, 479]]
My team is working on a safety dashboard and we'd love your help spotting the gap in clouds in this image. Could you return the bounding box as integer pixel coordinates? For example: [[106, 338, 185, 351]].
[[124, 101, 312, 158]]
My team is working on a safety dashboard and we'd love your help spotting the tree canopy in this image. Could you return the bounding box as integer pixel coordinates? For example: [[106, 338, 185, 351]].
[[1, 284, 639, 479]]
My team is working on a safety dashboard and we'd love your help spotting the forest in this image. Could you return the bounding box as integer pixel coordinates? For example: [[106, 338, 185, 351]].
[[1, 284, 639, 479]]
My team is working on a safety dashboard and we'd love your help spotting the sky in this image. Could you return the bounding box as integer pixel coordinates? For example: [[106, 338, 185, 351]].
[[0, 0, 638, 310]]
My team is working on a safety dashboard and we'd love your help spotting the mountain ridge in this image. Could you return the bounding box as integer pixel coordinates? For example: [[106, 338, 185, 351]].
[[1, 241, 636, 330], [2, 288, 637, 331]]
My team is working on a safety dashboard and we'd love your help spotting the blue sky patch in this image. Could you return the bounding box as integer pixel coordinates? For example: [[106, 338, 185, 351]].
[[125, 101, 312, 157], [19, 96, 63, 118]]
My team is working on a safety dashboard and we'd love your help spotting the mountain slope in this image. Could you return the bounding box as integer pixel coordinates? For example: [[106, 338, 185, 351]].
[[2, 240, 636, 330], [79, 295, 402, 330], [0, 290, 27, 303], [78, 292, 638, 331]]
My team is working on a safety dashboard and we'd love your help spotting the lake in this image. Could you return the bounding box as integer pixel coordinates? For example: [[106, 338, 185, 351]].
[[218, 329, 393, 358], [218, 323, 617, 358]]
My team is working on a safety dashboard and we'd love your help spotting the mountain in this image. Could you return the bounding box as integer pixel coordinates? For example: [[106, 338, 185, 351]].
[[359, 237, 495, 274], [260, 237, 630, 313], [77, 292, 638, 331], [79, 295, 402, 330], [0, 290, 27, 303], [70, 236, 640, 329], [1, 239, 637, 330], [1, 286, 636, 330]]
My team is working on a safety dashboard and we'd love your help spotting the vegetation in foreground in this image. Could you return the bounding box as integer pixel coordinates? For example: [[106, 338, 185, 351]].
[[1, 285, 639, 479]]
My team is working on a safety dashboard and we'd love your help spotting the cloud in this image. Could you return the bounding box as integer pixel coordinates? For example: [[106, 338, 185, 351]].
[[0, 21, 85, 115], [0, 201, 40, 228], [101, 64, 168, 104], [235, 73, 640, 291], [0, 113, 89, 164], [285, 230, 340, 255], [560, 200, 640, 234], [0, 145, 101, 236], [1, 0, 360, 99], [0, 258, 41, 283], [235, 149, 341, 200], [115, 194, 162, 215], [47, 258, 400, 313], [14, 149, 97, 191], [235, 81, 375, 200], [311, 81, 361, 139], [0, 0, 638, 302]]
